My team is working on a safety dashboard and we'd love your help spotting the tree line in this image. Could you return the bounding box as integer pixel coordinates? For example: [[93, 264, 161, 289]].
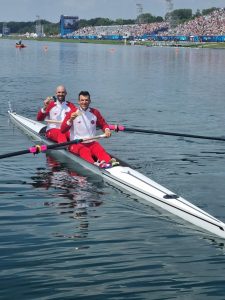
[[0, 7, 219, 36]]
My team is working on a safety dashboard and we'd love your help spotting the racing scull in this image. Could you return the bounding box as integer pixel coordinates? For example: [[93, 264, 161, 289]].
[[7, 111, 225, 239]]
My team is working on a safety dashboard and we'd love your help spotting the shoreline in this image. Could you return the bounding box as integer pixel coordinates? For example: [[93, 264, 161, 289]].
[[2, 36, 225, 49]]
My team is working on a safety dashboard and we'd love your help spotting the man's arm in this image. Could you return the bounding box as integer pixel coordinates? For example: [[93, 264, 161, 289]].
[[37, 98, 55, 121], [92, 108, 111, 137]]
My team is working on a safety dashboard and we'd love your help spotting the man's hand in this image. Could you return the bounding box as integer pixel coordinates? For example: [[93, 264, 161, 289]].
[[43, 96, 53, 109], [70, 110, 82, 122], [104, 128, 111, 138]]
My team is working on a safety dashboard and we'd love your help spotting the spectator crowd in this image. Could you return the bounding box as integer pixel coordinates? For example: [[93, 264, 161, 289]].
[[69, 8, 225, 39], [70, 22, 169, 38], [163, 8, 225, 36]]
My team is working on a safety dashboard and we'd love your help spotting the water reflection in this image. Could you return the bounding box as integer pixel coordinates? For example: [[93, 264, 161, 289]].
[[31, 155, 103, 239]]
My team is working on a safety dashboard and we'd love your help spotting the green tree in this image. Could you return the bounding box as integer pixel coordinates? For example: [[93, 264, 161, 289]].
[[88, 18, 113, 26], [202, 7, 218, 16], [155, 16, 164, 22], [79, 19, 90, 28], [0, 20, 59, 35], [165, 8, 192, 27], [137, 13, 154, 23], [193, 9, 202, 18], [115, 19, 135, 25], [171, 9, 192, 22], [136, 13, 163, 24]]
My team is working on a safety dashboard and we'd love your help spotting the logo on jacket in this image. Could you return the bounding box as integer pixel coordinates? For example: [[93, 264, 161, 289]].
[[91, 120, 95, 125]]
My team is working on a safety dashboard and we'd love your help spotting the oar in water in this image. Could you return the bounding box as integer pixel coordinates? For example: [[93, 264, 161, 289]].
[[0, 134, 106, 160], [109, 125, 225, 142]]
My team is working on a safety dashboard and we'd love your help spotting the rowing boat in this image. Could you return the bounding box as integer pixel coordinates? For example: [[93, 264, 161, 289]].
[[16, 44, 26, 48], [8, 111, 225, 239]]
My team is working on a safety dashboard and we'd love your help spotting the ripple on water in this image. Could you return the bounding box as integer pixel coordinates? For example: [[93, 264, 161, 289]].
[[1, 42, 225, 299]]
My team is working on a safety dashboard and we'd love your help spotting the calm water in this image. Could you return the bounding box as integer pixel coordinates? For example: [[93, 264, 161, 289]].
[[1, 39, 225, 299]]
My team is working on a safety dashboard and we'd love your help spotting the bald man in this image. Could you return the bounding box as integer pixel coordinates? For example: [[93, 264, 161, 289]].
[[37, 85, 77, 143]]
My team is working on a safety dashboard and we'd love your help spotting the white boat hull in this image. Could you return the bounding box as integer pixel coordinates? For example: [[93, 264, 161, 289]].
[[8, 111, 225, 239]]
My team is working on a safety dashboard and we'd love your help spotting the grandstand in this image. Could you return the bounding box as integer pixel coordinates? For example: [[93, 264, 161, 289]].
[[64, 8, 225, 43], [68, 22, 169, 40]]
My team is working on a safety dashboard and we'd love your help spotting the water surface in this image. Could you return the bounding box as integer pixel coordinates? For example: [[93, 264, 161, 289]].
[[1, 39, 225, 299]]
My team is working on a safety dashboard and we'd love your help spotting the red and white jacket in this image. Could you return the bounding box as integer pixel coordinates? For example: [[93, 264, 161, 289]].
[[61, 107, 110, 140], [37, 100, 76, 131]]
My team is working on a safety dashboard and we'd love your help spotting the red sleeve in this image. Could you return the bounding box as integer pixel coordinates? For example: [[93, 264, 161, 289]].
[[91, 108, 109, 132], [61, 105, 78, 133], [67, 101, 77, 111], [36, 101, 55, 121], [37, 109, 47, 121]]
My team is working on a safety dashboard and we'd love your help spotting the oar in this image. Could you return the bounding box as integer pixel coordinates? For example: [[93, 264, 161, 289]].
[[109, 125, 225, 142], [0, 134, 106, 160], [45, 112, 82, 124], [45, 120, 62, 124]]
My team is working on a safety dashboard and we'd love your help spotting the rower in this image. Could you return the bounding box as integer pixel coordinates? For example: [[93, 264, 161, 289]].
[[61, 90, 119, 168], [16, 39, 22, 45], [37, 85, 76, 143]]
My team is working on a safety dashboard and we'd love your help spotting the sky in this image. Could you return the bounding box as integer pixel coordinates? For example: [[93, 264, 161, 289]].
[[1, 0, 225, 23]]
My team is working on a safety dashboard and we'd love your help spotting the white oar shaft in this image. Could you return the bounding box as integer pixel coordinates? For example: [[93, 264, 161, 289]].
[[82, 134, 106, 142], [46, 120, 62, 124]]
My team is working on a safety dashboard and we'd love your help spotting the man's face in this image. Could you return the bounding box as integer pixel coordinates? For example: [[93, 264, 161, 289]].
[[56, 87, 67, 102], [78, 95, 91, 111]]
